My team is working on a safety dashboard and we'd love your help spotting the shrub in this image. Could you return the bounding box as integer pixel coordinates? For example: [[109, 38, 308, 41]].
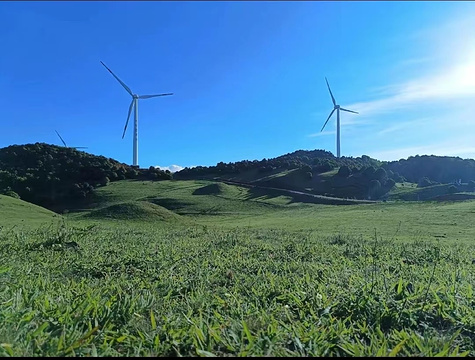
[[363, 166, 376, 179], [337, 165, 351, 177], [313, 162, 333, 173], [258, 166, 274, 173], [100, 176, 110, 187], [393, 172, 405, 183], [374, 167, 387, 181], [368, 179, 382, 199], [417, 177, 432, 188], [385, 178, 396, 190], [3, 190, 20, 199]]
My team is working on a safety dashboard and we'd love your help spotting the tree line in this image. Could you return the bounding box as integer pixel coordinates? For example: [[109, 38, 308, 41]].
[[0, 143, 171, 210], [175, 150, 384, 179]]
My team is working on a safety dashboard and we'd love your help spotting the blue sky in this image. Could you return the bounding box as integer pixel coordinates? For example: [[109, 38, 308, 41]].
[[1, 1, 475, 171]]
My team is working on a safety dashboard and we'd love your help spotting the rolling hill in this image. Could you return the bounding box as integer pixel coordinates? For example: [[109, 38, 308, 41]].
[[62, 179, 475, 243], [2, 144, 475, 213], [0, 194, 60, 227], [0, 143, 171, 211], [175, 150, 475, 201]]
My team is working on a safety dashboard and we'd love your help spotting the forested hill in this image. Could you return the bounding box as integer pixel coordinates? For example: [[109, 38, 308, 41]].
[[0, 143, 171, 210], [176, 149, 475, 185], [2, 143, 475, 209], [175, 149, 383, 179], [382, 155, 475, 185]]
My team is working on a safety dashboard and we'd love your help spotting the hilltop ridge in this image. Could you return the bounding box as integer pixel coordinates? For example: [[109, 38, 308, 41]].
[[1, 144, 475, 210]]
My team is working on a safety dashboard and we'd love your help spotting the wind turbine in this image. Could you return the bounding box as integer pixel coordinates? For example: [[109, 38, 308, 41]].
[[320, 77, 358, 158], [100, 61, 173, 167], [55, 130, 88, 150]]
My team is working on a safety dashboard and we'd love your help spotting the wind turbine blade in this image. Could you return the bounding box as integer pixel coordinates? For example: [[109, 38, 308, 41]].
[[340, 107, 359, 114], [321, 108, 336, 132], [55, 130, 67, 147], [100, 61, 133, 96], [122, 99, 135, 139], [325, 77, 337, 106], [138, 93, 173, 99], [73, 147, 88, 149]]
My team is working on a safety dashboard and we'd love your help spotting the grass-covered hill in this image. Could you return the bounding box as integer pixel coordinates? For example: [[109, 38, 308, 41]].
[[0, 143, 172, 211], [59, 179, 475, 242], [175, 150, 475, 200], [2, 150, 475, 356], [174, 150, 395, 200], [0, 194, 60, 227], [174, 150, 395, 199], [3, 179, 475, 356], [2, 143, 475, 210]]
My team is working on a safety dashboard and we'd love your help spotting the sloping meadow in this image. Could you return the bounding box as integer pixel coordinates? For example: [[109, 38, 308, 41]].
[[0, 221, 474, 356]]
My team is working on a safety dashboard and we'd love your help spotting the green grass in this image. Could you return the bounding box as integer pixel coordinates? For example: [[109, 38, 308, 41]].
[[85, 201, 185, 223], [1, 179, 475, 356], [0, 194, 61, 228], [1, 222, 474, 356], [65, 180, 475, 243], [388, 183, 475, 202], [388, 183, 449, 201]]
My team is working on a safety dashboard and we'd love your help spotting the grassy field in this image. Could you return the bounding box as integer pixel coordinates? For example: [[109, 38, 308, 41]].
[[1, 179, 475, 356], [69, 180, 475, 242], [0, 194, 61, 228]]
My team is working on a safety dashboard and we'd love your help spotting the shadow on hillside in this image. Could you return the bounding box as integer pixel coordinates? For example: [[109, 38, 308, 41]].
[[242, 187, 291, 203], [142, 197, 193, 211], [242, 186, 362, 206], [192, 184, 222, 195]]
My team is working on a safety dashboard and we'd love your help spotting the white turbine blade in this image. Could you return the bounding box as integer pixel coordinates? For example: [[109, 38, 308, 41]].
[[122, 99, 135, 139], [55, 130, 67, 147], [321, 108, 336, 132], [138, 93, 173, 99], [340, 107, 359, 114], [325, 77, 337, 106], [73, 147, 88, 149], [100, 61, 133, 96]]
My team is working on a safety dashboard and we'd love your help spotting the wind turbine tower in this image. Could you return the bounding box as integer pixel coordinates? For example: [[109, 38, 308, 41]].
[[320, 77, 358, 158], [100, 61, 173, 167]]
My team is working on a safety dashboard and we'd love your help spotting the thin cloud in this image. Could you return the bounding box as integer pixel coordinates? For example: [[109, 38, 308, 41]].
[[366, 140, 475, 162], [397, 57, 433, 67], [155, 164, 186, 173], [346, 60, 475, 117], [376, 117, 435, 136]]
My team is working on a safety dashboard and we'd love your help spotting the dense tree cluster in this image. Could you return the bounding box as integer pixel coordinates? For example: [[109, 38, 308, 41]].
[[331, 165, 397, 200], [175, 149, 383, 179], [0, 143, 171, 209], [383, 155, 475, 185]]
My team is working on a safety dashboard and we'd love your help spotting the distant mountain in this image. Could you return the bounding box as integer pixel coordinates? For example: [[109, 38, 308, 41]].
[[0, 143, 171, 210]]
